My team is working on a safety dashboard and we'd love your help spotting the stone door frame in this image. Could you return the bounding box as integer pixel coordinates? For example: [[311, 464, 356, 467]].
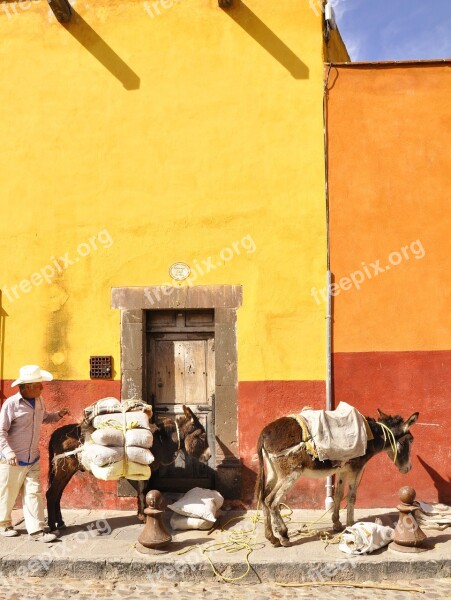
[[111, 285, 242, 498]]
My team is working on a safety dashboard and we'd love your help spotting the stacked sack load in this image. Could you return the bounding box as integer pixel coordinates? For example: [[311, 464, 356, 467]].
[[81, 397, 154, 481]]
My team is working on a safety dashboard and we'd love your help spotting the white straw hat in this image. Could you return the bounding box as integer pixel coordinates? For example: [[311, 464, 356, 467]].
[[11, 365, 53, 387]]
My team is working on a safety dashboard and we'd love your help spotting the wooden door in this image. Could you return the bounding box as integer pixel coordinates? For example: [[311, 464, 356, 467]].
[[146, 310, 215, 491]]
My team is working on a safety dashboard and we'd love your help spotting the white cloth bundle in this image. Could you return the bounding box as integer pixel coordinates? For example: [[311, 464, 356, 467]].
[[126, 446, 154, 465], [416, 501, 451, 530], [82, 443, 124, 467], [339, 522, 394, 555], [91, 428, 125, 447], [91, 425, 154, 449], [300, 401, 368, 461], [125, 429, 153, 448]]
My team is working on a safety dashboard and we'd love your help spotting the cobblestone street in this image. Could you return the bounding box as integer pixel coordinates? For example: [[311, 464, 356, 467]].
[[0, 577, 449, 600]]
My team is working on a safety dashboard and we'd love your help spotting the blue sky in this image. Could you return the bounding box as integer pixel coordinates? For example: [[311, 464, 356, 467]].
[[332, 0, 451, 62]]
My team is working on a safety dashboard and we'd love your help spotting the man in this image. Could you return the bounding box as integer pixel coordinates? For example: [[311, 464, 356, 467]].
[[0, 365, 69, 543]]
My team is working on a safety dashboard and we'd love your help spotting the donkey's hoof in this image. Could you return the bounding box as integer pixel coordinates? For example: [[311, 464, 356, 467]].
[[268, 537, 281, 547], [280, 537, 291, 547], [333, 521, 344, 532], [137, 513, 145, 522]]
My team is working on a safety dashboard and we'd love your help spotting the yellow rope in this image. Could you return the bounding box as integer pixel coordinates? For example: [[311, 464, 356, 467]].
[[274, 581, 425, 592], [377, 422, 398, 464], [176, 503, 265, 582], [176, 503, 336, 582], [95, 418, 141, 431]]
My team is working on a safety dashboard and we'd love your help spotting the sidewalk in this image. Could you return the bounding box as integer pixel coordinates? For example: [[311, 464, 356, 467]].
[[1, 507, 449, 584]]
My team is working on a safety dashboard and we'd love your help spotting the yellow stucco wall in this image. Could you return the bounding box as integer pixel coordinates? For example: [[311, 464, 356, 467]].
[[0, 0, 327, 383]]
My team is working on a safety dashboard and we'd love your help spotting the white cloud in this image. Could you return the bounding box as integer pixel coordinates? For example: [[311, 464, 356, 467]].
[[332, 0, 354, 21]]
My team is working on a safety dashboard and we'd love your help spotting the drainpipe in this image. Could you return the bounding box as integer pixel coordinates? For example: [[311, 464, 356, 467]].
[[325, 271, 334, 510], [323, 63, 334, 511]]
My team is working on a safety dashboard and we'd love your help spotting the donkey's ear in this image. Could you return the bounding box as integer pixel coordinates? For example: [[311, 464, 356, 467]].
[[403, 412, 419, 432], [377, 408, 389, 420], [182, 405, 195, 421]]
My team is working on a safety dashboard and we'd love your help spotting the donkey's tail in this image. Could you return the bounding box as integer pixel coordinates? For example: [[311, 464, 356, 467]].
[[255, 434, 266, 506]]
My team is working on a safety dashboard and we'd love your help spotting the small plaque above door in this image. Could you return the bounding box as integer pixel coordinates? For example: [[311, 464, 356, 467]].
[[169, 262, 191, 281]]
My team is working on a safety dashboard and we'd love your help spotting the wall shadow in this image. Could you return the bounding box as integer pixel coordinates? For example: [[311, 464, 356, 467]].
[[0, 292, 8, 402], [64, 11, 140, 90], [417, 455, 451, 503], [221, 1, 309, 79]]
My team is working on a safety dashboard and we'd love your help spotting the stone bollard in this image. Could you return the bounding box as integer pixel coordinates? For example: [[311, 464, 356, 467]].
[[136, 490, 172, 555], [390, 486, 431, 553]]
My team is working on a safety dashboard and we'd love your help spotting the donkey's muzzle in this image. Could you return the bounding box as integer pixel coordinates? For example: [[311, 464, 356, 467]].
[[199, 448, 212, 463]]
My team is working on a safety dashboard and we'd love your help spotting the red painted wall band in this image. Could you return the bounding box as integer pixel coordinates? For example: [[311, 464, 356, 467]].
[[2, 349, 449, 510]]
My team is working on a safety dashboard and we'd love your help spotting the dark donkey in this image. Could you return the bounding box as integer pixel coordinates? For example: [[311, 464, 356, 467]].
[[256, 408, 419, 547], [46, 405, 211, 531]]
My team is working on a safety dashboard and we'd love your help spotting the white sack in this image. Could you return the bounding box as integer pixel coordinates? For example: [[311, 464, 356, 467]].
[[126, 446, 155, 465], [82, 443, 124, 467], [125, 428, 153, 448], [168, 488, 224, 523], [339, 522, 393, 555], [89, 460, 151, 481], [93, 412, 150, 430], [91, 428, 125, 447], [170, 513, 214, 531]]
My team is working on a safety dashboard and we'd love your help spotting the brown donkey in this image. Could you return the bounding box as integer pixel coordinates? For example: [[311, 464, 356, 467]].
[[46, 405, 211, 531], [256, 408, 419, 547]]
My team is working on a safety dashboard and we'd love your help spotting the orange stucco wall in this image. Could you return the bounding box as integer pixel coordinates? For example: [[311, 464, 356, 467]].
[[326, 63, 451, 505], [326, 63, 450, 353]]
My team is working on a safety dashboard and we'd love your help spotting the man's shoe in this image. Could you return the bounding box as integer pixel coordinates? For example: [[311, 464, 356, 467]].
[[0, 526, 19, 537], [29, 531, 57, 543]]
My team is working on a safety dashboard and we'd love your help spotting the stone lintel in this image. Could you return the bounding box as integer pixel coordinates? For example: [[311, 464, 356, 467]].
[[111, 285, 242, 310]]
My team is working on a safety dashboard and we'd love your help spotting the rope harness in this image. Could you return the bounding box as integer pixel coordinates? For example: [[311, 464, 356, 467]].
[[376, 421, 398, 464]]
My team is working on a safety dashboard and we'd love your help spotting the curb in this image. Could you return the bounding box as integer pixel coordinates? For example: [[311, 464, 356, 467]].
[[1, 552, 449, 582]]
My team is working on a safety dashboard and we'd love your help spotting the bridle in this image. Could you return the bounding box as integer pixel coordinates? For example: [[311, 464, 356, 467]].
[[160, 418, 181, 467], [377, 421, 399, 464], [377, 422, 412, 465]]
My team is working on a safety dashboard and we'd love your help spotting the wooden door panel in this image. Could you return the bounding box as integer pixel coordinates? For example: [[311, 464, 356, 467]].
[[174, 341, 186, 404], [146, 314, 215, 490], [154, 341, 176, 404], [184, 340, 208, 405], [206, 338, 215, 403], [151, 339, 214, 406]]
